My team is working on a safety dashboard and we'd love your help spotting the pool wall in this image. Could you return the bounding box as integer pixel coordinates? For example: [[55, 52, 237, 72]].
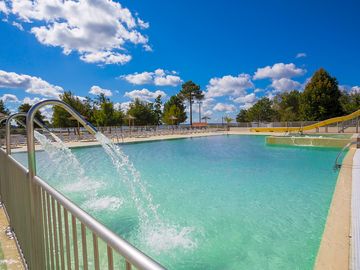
[[266, 136, 352, 148]]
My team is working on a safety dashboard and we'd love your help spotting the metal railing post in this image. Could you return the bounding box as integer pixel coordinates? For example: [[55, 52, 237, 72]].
[[4, 113, 48, 155]]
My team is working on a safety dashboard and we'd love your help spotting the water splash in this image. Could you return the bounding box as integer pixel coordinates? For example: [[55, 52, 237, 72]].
[[82, 196, 123, 211], [34, 131, 102, 191], [138, 223, 197, 254], [95, 132, 196, 252]]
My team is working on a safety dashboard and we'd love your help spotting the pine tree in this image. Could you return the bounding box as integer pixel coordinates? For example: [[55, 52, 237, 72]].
[[301, 68, 343, 120], [178, 81, 204, 125]]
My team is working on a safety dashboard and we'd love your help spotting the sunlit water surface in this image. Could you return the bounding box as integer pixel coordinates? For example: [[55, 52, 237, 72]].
[[13, 135, 340, 269]]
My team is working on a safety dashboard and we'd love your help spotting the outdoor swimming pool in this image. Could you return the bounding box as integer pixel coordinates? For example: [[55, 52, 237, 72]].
[[13, 135, 341, 269]]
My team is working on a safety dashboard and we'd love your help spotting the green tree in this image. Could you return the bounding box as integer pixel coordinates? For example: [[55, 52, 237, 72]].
[[93, 94, 122, 127], [224, 116, 233, 128], [0, 100, 10, 116], [340, 91, 360, 114], [236, 109, 248, 122], [18, 103, 47, 127], [301, 68, 343, 120], [53, 91, 92, 127], [162, 95, 187, 124], [246, 97, 276, 122], [18, 103, 45, 121], [178, 81, 204, 125], [0, 100, 9, 129], [153, 95, 163, 125], [163, 105, 182, 125], [273, 90, 302, 121], [127, 98, 156, 126]]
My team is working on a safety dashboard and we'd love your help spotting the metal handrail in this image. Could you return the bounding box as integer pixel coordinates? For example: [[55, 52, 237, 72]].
[[26, 99, 166, 270], [4, 112, 48, 154], [334, 141, 360, 170], [34, 175, 165, 270]]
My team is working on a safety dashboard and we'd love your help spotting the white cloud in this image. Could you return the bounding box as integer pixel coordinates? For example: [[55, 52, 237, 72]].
[[12, 21, 24, 31], [124, 88, 166, 101], [89, 85, 113, 97], [154, 74, 182, 86], [232, 93, 257, 110], [206, 74, 254, 98], [253, 63, 306, 80], [0, 70, 63, 97], [0, 93, 19, 103], [271, 78, 302, 92], [39, 105, 53, 121], [240, 102, 254, 110], [23, 96, 46, 105], [153, 69, 182, 86], [203, 110, 213, 117], [190, 97, 214, 114], [0, 1, 8, 14], [142, 44, 153, 52], [233, 93, 256, 104], [120, 69, 182, 86], [3, 0, 150, 65], [121, 72, 153, 85], [114, 101, 131, 112], [80, 51, 132, 65], [296, 53, 307, 58], [75, 95, 87, 102], [351, 86, 360, 94], [137, 18, 149, 29], [213, 103, 236, 113]]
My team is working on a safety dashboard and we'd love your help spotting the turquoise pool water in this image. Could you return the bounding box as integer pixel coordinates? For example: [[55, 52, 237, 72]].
[[13, 135, 340, 269]]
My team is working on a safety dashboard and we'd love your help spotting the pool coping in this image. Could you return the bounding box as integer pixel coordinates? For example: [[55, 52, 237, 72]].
[[8, 130, 278, 153], [314, 147, 355, 270], [351, 148, 360, 269]]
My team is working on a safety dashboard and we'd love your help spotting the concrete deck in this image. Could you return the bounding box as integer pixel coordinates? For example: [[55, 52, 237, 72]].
[[0, 207, 24, 269]]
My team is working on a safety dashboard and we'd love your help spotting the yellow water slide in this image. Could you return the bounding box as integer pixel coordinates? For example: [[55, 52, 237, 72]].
[[250, 109, 360, 132]]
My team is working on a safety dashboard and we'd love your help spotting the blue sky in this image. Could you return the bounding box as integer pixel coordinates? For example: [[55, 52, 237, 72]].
[[0, 0, 359, 122]]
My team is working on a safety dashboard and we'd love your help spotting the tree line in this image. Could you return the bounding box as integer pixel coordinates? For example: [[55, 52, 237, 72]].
[[1, 68, 359, 127], [236, 68, 360, 123], [0, 80, 204, 127]]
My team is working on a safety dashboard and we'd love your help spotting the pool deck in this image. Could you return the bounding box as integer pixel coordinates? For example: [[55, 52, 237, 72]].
[[0, 207, 24, 269], [351, 149, 360, 269], [314, 147, 356, 270]]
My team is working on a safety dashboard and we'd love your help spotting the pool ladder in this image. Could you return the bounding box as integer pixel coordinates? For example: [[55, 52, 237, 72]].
[[334, 141, 360, 170]]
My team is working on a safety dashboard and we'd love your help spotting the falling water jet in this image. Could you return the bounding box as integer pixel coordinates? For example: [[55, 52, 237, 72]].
[[33, 130, 102, 192], [95, 132, 196, 253]]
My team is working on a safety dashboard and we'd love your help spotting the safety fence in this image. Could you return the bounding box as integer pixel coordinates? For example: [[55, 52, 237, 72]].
[[0, 147, 166, 270]]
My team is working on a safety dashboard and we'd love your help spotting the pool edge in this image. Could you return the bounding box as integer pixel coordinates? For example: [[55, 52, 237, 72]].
[[314, 148, 355, 270]]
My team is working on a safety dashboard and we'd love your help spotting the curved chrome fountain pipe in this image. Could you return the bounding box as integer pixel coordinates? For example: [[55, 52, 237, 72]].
[[5, 112, 48, 155], [26, 99, 98, 179], [24, 100, 99, 270]]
